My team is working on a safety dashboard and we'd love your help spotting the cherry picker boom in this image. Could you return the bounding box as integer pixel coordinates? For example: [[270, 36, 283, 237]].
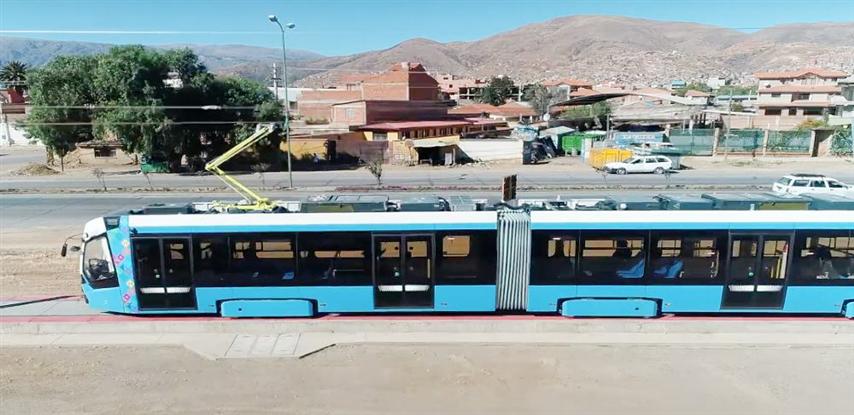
[[204, 123, 282, 212]]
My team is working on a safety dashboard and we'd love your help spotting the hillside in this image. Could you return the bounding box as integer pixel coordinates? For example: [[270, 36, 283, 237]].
[[297, 16, 854, 87], [0, 37, 323, 82], [4, 16, 854, 88]]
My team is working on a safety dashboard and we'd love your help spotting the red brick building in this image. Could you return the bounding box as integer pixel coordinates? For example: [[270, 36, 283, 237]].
[[296, 62, 441, 124]]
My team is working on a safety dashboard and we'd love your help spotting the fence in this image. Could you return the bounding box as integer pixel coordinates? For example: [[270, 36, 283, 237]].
[[668, 129, 714, 156], [766, 131, 811, 153], [716, 129, 812, 155], [830, 128, 853, 156], [717, 129, 763, 154]]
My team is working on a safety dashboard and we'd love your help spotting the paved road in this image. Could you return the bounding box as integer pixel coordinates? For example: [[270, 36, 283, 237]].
[[0, 190, 749, 235], [3, 159, 853, 191], [3, 334, 852, 413]]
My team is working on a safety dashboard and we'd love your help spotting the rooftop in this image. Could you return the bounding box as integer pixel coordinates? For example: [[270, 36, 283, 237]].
[[758, 85, 842, 94], [448, 103, 498, 114], [358, 120, 471, 131], [754, 68, 849, 80], [758, 100, 834, 108], [684, 90, 712, 97], [569, 88, 598, 97], [544, 78, 594, 87]]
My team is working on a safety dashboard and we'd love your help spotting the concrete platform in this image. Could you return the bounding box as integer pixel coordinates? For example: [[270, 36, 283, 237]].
[[2, 303, 852, 360], [3, 297, 853, 360]]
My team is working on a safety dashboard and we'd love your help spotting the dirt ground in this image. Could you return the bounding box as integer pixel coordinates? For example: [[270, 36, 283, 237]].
[[1, 343, 852, 414], [0, 248, 79, 297]]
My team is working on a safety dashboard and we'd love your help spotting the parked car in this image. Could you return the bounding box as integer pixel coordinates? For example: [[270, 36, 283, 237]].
[[772, 174, 854, 196], [603, 155, 673, 175]]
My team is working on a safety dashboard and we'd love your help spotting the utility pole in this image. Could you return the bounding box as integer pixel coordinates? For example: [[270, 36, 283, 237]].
[[724, 88, 733, 159], [271, 63, 279, 102], [269, 15, 296, 189]]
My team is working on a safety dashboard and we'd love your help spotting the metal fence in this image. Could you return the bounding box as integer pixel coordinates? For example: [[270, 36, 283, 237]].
[[766, 131, 811, 153], [830, 128, 853, 156], [717, 129, 763, 154], [668, 129, 715, 156]]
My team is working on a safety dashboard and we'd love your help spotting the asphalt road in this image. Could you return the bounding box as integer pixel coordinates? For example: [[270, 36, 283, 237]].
[[0, 190, 737, 236], [3, 161, 853, 191]]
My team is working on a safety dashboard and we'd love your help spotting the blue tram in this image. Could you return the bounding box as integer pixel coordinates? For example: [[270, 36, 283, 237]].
[[76, 200, 854, 318]]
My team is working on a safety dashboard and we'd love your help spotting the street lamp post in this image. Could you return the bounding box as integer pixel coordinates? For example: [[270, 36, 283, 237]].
[[268, 15, 295, 189]]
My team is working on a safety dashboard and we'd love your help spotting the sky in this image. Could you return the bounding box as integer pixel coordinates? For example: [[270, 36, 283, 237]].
[[1, 0, 853, 56]]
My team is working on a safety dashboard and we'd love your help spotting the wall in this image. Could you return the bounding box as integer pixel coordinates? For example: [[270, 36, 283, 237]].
[[364, 100, 449, 124], [70, 147, 136, 166], [336, 139, 390, 162], [0, 121, 31, 145], [362, 131, 400, 141], [331, 102, 367, 126], [724, 114, 819, 131], [361, 82, 408, 100], [330, 100, 450, 127], [297, 89, 362, 122], [456, 139, 522, 162]]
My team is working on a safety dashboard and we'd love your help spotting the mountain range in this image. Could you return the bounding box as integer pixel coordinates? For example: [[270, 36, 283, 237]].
[[3, 16, 854, 88]]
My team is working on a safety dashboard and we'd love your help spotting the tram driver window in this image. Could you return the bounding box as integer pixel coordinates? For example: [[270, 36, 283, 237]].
[[579, 235, 645, 280], [299, 232, 371, 285], [793, 232, 854, 282], [531, 232, 577, 284], [650, 234, 721, 280], [82, 236, 117, 288]]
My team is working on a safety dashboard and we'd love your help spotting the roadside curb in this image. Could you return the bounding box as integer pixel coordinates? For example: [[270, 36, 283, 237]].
[[0, 184, 770, 195]]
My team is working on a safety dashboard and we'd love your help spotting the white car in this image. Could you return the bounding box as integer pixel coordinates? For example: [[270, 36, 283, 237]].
[[604, 155, 673, 175], [772, 174, 854, 196]]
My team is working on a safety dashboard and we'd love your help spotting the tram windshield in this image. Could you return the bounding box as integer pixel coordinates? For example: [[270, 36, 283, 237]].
[[82, 236, 115, 282]]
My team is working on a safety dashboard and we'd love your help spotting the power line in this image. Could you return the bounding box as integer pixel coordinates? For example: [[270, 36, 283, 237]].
[[16, 120, 277, 126], [23, 105, 261, 110]]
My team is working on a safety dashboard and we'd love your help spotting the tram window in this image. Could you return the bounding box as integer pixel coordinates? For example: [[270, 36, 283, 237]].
[[82, 236, 118, 288], [229, 236, 296, 284], [792, 231, 854, 283], [579, 234, 646, 281], [298, 232, 371, 285], [193, 237, 229, 285], [650, 233, 722, 281], [436, 231, 496, 284], [531, 231, 577, 284], [760, 238, 789, 281]]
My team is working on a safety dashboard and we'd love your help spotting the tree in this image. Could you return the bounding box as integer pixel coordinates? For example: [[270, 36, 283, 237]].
[[716, 85, 757, 96], [366, 158, 383, 186], [24, 56, 97, 171], [91, 46, 172, 162], [25, 46, 281, 173], [674, 82, 712, 97], [795, 119, 830, 131], [559, 101, 611, 121], [522, 84, 555, 116], [0, 60, 29, 94], [479, 76, 516, 106]]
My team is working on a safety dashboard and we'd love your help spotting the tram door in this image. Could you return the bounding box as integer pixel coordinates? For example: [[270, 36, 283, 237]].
[[723, 233, 792, 308], [133, 238, 196, 309], [373, 234, 434, 308]]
